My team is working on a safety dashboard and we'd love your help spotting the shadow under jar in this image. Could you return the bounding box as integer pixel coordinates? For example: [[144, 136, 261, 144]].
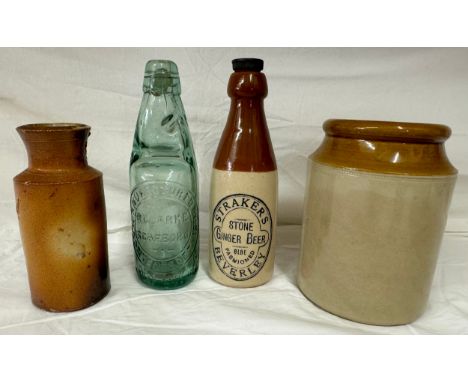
[[13, 123, 111, 312], [297, 119, 457, 326]]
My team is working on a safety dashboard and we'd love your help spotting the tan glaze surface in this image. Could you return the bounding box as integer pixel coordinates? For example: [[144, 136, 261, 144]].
[[209, 64, 277, 287], [324, 119, 452, 143], [14, 124, 110, 312], [299, 119, 458, 325], [314, 119, 457, 176]]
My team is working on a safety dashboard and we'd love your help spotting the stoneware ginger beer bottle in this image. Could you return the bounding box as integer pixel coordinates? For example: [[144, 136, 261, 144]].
[[209, 58, 277, 287]]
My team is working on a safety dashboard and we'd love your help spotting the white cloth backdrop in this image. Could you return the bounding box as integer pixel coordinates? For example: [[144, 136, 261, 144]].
[[0, 48, 467, 334]]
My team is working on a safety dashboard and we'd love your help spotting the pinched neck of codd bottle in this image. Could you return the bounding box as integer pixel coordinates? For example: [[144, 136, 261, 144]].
[[17, 124, 89, 171], [133, 92, 191, 159]]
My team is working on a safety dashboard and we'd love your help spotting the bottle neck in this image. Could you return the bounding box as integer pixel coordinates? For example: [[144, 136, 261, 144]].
[[213, 72, 276, 172], [228, 97, 267, 130], [27, 140, 88, 170], [132, 91, 187, 159], [143, 76, 181, 96], [18, 124, 89, 171]]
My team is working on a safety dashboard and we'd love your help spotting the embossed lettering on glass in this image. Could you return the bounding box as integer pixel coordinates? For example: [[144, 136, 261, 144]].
[[130, 60, 199, 289]]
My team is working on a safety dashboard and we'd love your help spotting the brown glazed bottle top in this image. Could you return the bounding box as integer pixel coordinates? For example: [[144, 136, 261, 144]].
[[213, 59, 276, 172], [312, 119, 457, 176], [14, 123, 101, 184]]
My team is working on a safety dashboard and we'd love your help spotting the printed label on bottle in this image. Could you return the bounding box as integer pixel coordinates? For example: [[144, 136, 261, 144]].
[[131, 181, 197, 270], [212, 193, 272, 281]]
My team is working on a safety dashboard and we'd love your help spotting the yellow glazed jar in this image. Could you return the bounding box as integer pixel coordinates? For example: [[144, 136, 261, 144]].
[[298, 119, 457, 326]]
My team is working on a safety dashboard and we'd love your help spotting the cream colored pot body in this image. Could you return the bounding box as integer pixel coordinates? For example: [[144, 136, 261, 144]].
[[298, 160, 456, 325]]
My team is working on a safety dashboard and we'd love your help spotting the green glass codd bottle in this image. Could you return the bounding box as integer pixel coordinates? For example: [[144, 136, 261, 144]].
[[130, 60, 199, 289]]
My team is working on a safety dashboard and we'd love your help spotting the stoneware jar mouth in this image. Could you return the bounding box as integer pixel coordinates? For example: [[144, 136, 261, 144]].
[[324, 119, 451, 143], [17, 123, 91, 142]]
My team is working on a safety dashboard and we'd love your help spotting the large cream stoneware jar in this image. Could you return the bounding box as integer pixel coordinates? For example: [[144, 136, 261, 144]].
[[298, 119, 457, 326]]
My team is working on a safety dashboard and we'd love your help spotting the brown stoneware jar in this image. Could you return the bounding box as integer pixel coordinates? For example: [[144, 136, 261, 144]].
[[13, 123, 111, 312], [298, 119, 457, 326]]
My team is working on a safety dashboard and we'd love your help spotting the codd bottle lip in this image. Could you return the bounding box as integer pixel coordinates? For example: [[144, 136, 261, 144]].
[[143, 60, 182, 95], [144, 59, 179, 78]]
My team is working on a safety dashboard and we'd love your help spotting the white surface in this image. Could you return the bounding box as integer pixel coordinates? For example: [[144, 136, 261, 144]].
[[0, 48, 467, 334]]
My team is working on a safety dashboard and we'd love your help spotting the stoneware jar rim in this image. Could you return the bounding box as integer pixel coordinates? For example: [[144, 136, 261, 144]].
[[324, 119, 451, 143], [17, 123, 91, 142], [17, 123, 90, 132]]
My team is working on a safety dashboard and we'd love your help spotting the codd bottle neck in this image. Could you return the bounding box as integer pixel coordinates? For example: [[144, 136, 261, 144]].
[[132, 90, 188, 160], [131, 59, 196, 168], [142, 59, 182, 96], [143, 76, 181, 96]]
